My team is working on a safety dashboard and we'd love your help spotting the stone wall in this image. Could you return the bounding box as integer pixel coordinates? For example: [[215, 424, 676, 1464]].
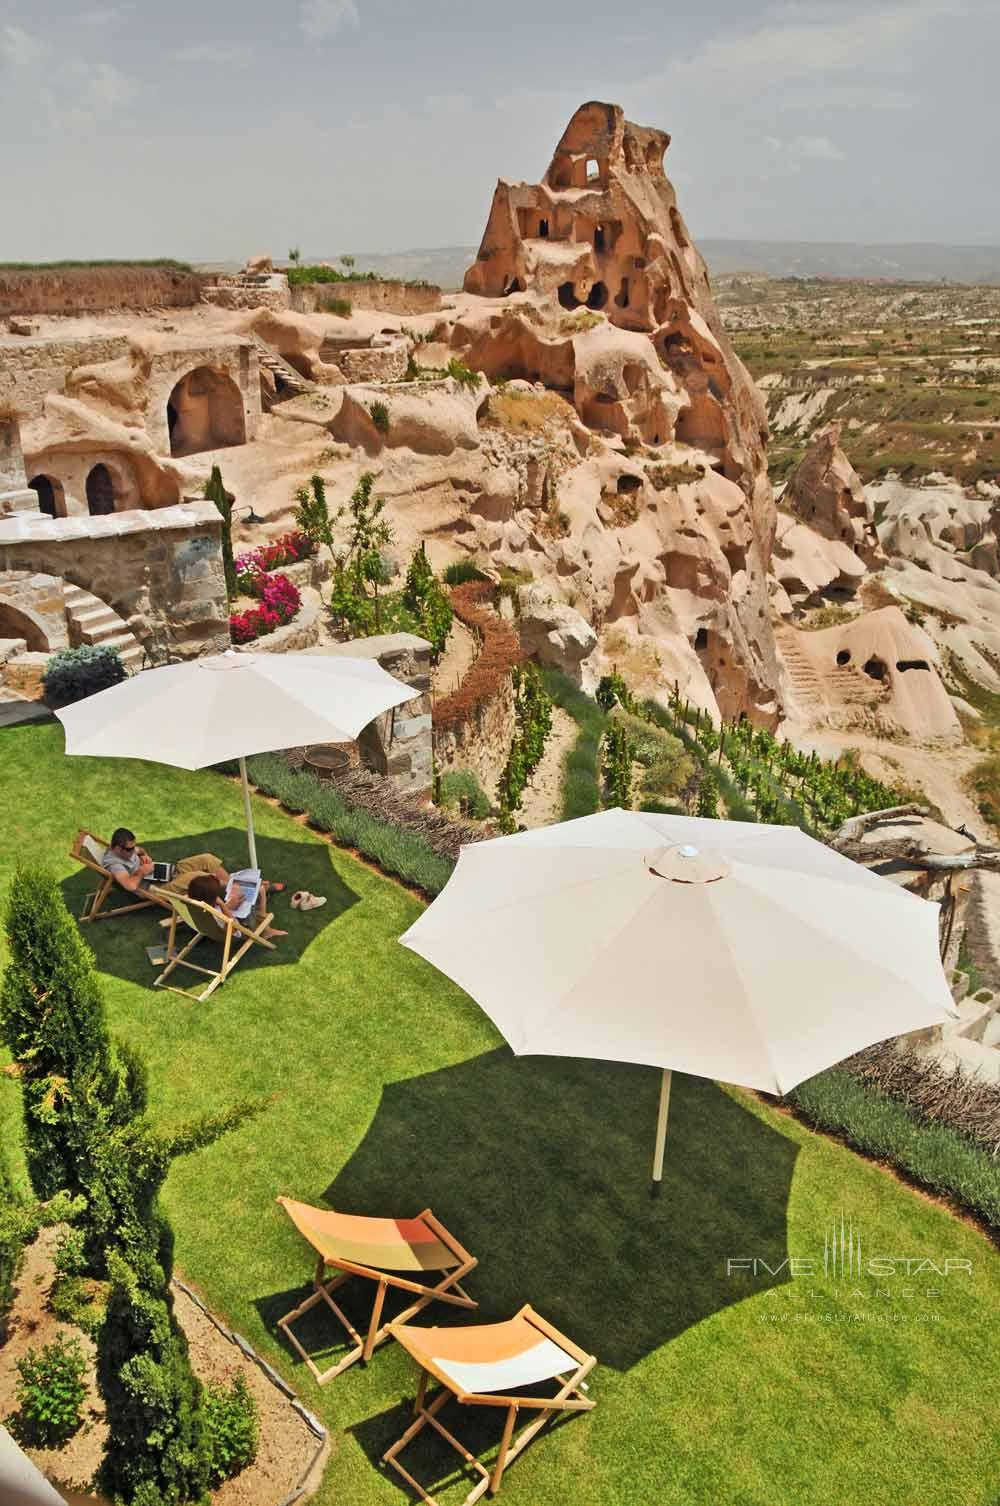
[[290, 280, 442, 316], [144, 338, 261, 454], [303, 633, 433, 798], [0, 266, 207, 317], [0, 417, 36, 514], [0, 569, 70, 651], [201, 274, 291, 312], [0, 335, 129, 420], [433, 675, 516, 802], [0, 501, 229, 662], [327, 341, 409, 383]]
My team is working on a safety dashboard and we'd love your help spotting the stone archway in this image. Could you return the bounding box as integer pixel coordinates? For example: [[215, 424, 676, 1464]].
[[86, 463, 115, 515], [28, 474, 66, 518], [167, 367, 246, 457]]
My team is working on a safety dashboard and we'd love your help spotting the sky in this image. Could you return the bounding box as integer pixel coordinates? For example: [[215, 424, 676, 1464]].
[[3, 0, 999, 262]]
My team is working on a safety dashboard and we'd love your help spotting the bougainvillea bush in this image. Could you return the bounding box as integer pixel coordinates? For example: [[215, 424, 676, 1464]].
[[233, 530, 317, 595], [229, 572, 301, 644]]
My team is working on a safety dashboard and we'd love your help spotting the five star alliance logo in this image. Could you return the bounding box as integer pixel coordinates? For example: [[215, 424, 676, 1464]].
[[823, 1214, 863, 1280]]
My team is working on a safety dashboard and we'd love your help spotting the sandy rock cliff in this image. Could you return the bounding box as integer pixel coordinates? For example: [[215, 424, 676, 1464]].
[[435, 100, 781, 719]]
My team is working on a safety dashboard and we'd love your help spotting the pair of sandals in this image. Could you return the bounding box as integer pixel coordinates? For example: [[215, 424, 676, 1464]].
[[290, 890, 326, 911]]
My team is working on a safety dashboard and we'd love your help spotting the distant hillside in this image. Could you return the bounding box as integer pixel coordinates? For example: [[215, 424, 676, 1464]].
[[196, 241, 1000, 292]]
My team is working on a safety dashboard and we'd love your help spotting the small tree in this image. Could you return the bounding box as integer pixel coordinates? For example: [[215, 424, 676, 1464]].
[[288, 247, 301, 265], [205, 465, 237, 601], [340, 253, 355, 273], [0, 868, 137, 1198], [98, 1253, 212, 1506], [341, 471, 394, 632], [294, 473, 336, 563]]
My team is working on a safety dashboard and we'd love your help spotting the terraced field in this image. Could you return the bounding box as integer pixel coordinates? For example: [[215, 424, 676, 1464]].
[[719, 277, 1000, 486]]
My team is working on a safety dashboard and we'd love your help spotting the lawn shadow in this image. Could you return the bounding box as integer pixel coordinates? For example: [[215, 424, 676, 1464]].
[[257, 1049, 799, 1390], [62, 826, 359, 987]]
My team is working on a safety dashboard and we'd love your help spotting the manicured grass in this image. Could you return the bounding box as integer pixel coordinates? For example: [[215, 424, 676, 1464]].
[[1, 722, 998, 1506]]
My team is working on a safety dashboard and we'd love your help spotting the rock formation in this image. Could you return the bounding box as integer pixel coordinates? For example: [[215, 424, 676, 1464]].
[[785, 423, 882, 567], [446, 100, 780, 720]]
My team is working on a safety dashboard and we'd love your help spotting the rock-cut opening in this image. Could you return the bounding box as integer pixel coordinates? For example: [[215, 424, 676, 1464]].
[[896, 659, 930, 673], [863, 656, 888, 681], [836, 649, 851, 667]]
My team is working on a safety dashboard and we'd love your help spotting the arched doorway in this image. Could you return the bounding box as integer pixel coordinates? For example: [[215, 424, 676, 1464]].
[[0, 599, 51, 652], [28, 474, 65, 518], [167, 367, 246, 457], [86, 463, 115, 515]]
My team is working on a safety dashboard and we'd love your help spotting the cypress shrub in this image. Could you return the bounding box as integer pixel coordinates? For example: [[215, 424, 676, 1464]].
[[97, 1253, 211, 1506], [205, 464, 237, 601], [0, 867, 133, 1197]]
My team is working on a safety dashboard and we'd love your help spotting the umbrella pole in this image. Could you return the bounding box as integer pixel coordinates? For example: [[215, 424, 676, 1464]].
[[650, 1068, 672, 1199], [239, 757, 258, 870]]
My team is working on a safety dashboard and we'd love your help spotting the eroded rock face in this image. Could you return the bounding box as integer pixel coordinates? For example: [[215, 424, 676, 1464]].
[[516, 583, 598, 682], [452, 99, 780, 721], [785, 423, 882, 567]]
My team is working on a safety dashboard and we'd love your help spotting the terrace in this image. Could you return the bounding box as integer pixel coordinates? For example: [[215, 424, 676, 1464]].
[[0, 720, 997, 1506]]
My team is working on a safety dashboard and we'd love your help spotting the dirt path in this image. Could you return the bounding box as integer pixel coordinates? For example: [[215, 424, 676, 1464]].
[[519, 706, 576, 829], [432, 616, 477, 697]]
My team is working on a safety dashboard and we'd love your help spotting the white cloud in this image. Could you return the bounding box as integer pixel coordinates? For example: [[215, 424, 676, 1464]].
[[300, 0, 360, 40], [0, 26, 49, 69], [172, 42, 254, 68], [767, 134, 846, 162], [659, 0, 955, 89], [40, 59, 138, 130]]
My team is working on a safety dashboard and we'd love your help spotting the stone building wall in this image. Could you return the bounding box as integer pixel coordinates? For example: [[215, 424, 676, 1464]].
[[290, 280, 442, 316], [0, 335, 129, 420], [333, 342, 409, 383], [433, 676, 516, 802], [201, 275, 291, 312], [301, 633, 434, 798], [144, 339, 261, 454], [0, 569, 70, 652], [0, 501, 229, 662]]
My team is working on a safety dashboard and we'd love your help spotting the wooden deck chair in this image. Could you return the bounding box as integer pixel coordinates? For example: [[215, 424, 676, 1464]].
[[276, 1196, 478, 1385], [70, 829, 171, 924], [383, 1305, 597, 1505], [154, 890, 276, 1002]]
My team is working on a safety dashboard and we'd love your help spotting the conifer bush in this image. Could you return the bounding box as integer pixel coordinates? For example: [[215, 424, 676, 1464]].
[[14, 1333, 87, 1446], [42, 644, 126, 708], [204, 1373, 259, 1485]]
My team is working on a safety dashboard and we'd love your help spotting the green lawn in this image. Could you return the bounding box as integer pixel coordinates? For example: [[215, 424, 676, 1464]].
[[1, 721, 998, 1506]]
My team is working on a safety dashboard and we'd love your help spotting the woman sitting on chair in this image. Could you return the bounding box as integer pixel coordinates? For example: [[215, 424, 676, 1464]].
[[187, 873, 288, 940]]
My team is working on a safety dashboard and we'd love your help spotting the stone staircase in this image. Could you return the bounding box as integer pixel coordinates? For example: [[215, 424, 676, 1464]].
[[252, 336, 316, 409], [775, 628, 824, 715], [63, 584, 145, 673]]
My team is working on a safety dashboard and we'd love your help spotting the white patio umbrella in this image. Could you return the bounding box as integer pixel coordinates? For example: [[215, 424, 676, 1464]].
[[56, 649, 419, 867], [400, 808, 957, 1194]]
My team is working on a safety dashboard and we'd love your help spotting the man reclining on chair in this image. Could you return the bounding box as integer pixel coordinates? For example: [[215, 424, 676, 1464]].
[[103, 828, 231, 898]]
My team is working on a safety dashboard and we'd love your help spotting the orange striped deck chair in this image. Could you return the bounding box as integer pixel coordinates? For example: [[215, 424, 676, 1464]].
[[383, 1305, 597, 1505], [276, 1196, 478, 1385]]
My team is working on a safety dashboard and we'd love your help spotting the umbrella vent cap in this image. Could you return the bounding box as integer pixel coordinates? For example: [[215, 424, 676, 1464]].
[[647, 844, 730, 885]]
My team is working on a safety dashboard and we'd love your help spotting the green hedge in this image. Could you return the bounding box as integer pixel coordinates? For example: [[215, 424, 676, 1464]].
[[243, 755, 455, 896], [790, 1068, 1000, 1231], [539, 667, 607, 820]]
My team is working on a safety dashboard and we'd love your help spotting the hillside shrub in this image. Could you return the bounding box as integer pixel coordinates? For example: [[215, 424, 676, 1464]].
[[369, 399, 390, 434], [790, 1069, 1000, 1231], [42, 644, 126, 708], [244, 753, 455, 896], [497, 665, 553, 830], [601, 721, 634, 809], [539, 666, 607, 820], [321, 296, 352, 317], [438, 769, 492, 820], [403, 543, 453, 658], [445, 357, 482, 387], [205, 1374, 260, 1485], [14, 1334, 87, 1446], [442, 560, 488, 586]]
